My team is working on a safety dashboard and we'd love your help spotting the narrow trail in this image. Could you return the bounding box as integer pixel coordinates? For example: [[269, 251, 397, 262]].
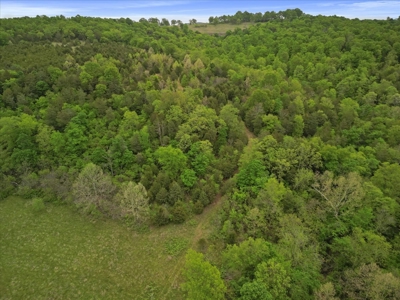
[[190, 193, 223, 247], [162, 193, 224, 299], [245, 126, 256, 139], [162, 126, 255, 299]]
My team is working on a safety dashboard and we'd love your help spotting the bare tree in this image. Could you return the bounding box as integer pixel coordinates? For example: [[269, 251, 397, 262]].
[[115, 181, 149, 224], [342, 263, 400, 300], [72, 163, 115, 214], [312, 171, 364, 219], [314, 282, 339, 300]]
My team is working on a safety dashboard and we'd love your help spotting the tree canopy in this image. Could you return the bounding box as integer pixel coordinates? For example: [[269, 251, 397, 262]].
[[1, 11, 400, 299]]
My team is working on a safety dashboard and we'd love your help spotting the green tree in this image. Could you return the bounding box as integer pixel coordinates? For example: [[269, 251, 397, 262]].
[[64, 123, 88, 161], [387, 125, 400, 147], [219, 103, 247, 144], [240, 281, 272, 300], [181, 169, 197, 188], [339, 98, 359, 129], [255, 259, 291, 300], [372, 163, 400, 200], [236, 159, 268, 191], [168, 181, 184, 205], [292, 115, 304, 137], [223, 238, 276, 279], [0, 115, 38, 173], [331, 228, 391, 270], [161, 18, 170, 26], [155, 187, 169, 204], [11, 132, 38, 171], [188, 141, 215, 176], [0, 31, 9, 46], [154, 145, 187, 178], [176, 105, 221, 147], [182, 249, 226, 300], [170, 200, 188, 223]]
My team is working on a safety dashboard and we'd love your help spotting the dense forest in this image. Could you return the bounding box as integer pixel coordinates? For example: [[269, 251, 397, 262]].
[[1, 9, 400, 299]]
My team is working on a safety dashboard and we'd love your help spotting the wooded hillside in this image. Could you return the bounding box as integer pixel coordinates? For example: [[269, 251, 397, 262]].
[[1, 11, 400, 299]]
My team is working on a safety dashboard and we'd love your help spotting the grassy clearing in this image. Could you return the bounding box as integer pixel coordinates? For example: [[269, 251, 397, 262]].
[[188, 22, 254, 35], [0, 196, 222, 300]]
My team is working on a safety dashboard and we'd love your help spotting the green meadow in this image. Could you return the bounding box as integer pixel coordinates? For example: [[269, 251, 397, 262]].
[[188, 22, 254, 35], [0, 197, 222, 299]]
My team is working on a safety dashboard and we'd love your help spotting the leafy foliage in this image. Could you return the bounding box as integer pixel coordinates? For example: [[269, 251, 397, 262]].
[[182, 249, 226, 300], [164, 237, 189, 256], [1, 10, 400, 299]]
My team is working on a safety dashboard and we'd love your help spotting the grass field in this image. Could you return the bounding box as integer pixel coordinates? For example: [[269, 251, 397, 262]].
[[188, 22, 254, 35], [0, 196, 223, 299]]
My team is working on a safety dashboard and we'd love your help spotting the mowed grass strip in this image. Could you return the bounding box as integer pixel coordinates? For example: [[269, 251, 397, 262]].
[[0, 197, 196, 299], [188, 22, 254, 35]]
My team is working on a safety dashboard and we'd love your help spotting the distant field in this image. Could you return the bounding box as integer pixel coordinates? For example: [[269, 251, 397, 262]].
[[0, 197, 222, 299], [188, 22, 254, 35]]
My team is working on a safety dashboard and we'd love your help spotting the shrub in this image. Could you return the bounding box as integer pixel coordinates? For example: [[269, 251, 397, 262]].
[[170, 201, 188, 224], [152, 205, 171, 226], [0, 175, 15, 200], [31, 197, 45, 212], [165, 237, 189, 256], [193, 200, 204, 215]]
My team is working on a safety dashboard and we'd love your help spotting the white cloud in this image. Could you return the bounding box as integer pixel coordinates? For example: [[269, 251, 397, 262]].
[[317, 2, 336, 7], [0, 1, 199, 19], [2, 0, 398, 21], [340, 0, 400, 9], [173, 8, 213, 13], [114, 1, 190, 9], [0, 3, 78, 18], [306, 0, 400, 19]]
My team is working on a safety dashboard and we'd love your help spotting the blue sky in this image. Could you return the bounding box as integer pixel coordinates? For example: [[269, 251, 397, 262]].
[[1, 1, 399, 22]]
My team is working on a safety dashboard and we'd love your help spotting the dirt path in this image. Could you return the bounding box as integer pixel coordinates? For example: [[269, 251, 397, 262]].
[[162, 193, 223, 299], [245, 126, 256, 139], [162, 125, 255, 299], [190, 193, 222, 247]]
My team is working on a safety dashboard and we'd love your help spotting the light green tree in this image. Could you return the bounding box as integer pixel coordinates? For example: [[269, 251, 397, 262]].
[[223, 238, 276, 279], [292, 115, 304, 137], [255, 258, 291, 300], [115, 181, 149, 224], [343, 263, 400, 300], [240, 280, 272, 300], [182, 249, 226, 300], [154, 145, 187, 178], [72, 163, 115, 214], [372, 163, 400, 200], [314, 282, 339, 300], [331, 228, 391, 270]]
